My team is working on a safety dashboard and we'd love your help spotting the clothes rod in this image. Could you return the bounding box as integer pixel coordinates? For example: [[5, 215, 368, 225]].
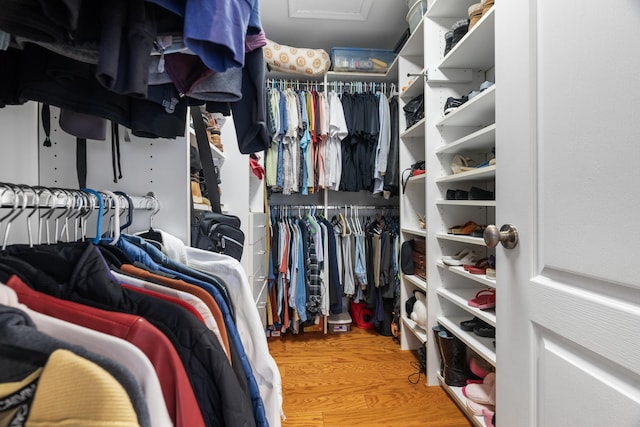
[[0, 184, 157, 211]]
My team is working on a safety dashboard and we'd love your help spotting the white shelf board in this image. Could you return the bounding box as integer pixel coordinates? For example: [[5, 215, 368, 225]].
[[436, 124, 496, 154], [400, 118, 426, 138], [400, 73, 425, 100], [400, 18, 424, 57], [435, 85, 495, 128], [436, 232, 486, 246], [402, 227, 428, 237], [437, 7, 495, 71], [437, 375, 486, 427], [437, 262, 497, 289], [427, 0, 480, 18], [436, 165, 496, 184], [437, 315, 496, 366], [326, 68, 397, 82], [436, 200, 496, 207], [436, 286, 496, 326], [406, 174, 426, 186], [401, 316, 428, 344], [405, 274, 428, 292]]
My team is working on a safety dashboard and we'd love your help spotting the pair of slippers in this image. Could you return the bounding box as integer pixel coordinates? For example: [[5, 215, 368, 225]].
[[468, 288, 495, 310], [460, 316, 495, 338], [463, 365, 496, 419]]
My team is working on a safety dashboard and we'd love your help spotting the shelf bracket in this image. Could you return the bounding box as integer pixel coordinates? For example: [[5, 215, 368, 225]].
[[425, 68, 473, 83]]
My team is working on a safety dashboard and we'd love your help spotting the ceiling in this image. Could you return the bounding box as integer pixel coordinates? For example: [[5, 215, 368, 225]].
[[259, 0, 412, 55]]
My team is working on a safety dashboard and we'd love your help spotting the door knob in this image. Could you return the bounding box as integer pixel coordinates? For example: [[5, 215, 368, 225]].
[[483, 224, 519, 249]]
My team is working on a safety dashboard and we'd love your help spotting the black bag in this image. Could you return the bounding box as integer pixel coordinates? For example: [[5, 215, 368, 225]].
[[403, 94, 424, 129], [191, 211, 245, 261], [400, 239, 415, 274], [189, 107, 245, 261]]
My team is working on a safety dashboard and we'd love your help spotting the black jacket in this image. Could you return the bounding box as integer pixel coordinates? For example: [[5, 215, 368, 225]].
[[0, 243, 256, 427]]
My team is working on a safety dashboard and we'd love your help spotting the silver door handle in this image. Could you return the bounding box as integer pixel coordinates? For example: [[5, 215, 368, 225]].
[[484, 224, 519, 249]]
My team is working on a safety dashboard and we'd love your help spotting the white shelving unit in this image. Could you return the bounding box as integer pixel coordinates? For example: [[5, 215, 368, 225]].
[[397, 13, 428, 356], [420, 0, 497, 424]]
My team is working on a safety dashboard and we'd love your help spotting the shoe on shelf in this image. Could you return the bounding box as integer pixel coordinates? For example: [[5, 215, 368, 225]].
[[443, 250, 477, 267], [479, 80, 495, 92], [462, 372, 496, 406], [468, 3, 484, 31], [468, 288, 496, 310], [442, 248, 473, 264], [469, 356, 492, 379], [450, 19, 470, 50], [443, 95, 468, 115], [469, 186, 494, 200], [485, 268, 496, 280], [446, 189, 469, 200], [448, 220, 481, 235], [459, 316, 483, 332], [473, 323, 495, 338], [483, 409, 496, 427], [466, 399, 495, 416], [450, 154, 476, 174], [482, 0, 495, 15], [443, 30, 454, 57]]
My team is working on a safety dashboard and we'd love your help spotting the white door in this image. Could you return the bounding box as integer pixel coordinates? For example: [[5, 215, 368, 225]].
[[495, 1, 640, 426]]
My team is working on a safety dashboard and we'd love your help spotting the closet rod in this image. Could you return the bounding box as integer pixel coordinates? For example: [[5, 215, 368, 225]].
[[0, 184, 157, 211]]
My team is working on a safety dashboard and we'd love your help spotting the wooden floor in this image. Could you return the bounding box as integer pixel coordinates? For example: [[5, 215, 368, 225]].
[[268, 326, 473, 427]]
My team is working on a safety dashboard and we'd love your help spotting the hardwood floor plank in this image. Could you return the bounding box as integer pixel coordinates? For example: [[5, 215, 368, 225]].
[[269, 327, 474, 427]]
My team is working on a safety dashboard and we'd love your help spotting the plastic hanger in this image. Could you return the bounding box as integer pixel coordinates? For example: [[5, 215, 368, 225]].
[[1, 184, 27, 250], [115, 191, 133, 231], [100, 190, 120, 245], [81, 188, 104, 245], [136, 192, 163, 244]]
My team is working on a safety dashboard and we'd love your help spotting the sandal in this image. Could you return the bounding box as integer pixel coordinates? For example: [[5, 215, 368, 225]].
[[448, 220, 480, 235], [468, 288, 496, 309], [450, 155, 477, 174]]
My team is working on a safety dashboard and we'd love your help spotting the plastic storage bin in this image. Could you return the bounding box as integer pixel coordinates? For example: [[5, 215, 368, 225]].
[[406, 0, 427, 33], [330, 47, 396, 73]]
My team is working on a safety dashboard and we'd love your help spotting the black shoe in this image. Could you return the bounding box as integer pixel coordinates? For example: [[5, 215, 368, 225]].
[[450, 19, 469, 51], [443, 95, 468, 115], [443, 30, 454, 56], [446, 189, 469, 200], [469, 186, 494, 200]]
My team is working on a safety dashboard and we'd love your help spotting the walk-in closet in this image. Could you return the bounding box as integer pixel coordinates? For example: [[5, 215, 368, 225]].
[[1, 0, 640, 426]]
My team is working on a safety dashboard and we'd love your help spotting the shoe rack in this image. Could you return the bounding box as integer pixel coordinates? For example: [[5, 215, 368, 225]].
[[424, 0, 496, 426], [397, 12, 428, 353]]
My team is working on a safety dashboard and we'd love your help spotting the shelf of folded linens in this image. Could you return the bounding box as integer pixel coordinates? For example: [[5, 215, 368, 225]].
[[436, 261, 497, 289], [437, 374, 485, 427], [402, 226, 428, 238], [436, 165, 495, 184], [405, 274, 428, 293], [435, 124, 495, 155], [400, 118, 426, 139], [436, 199, 496, 207], [436, 232, 485, 246], [435, 286, 496, 326], [435, 85, 495, 128], [401, 316, 428, 344], [436, 7, 495, 72], [437, 315, 496, 366]]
